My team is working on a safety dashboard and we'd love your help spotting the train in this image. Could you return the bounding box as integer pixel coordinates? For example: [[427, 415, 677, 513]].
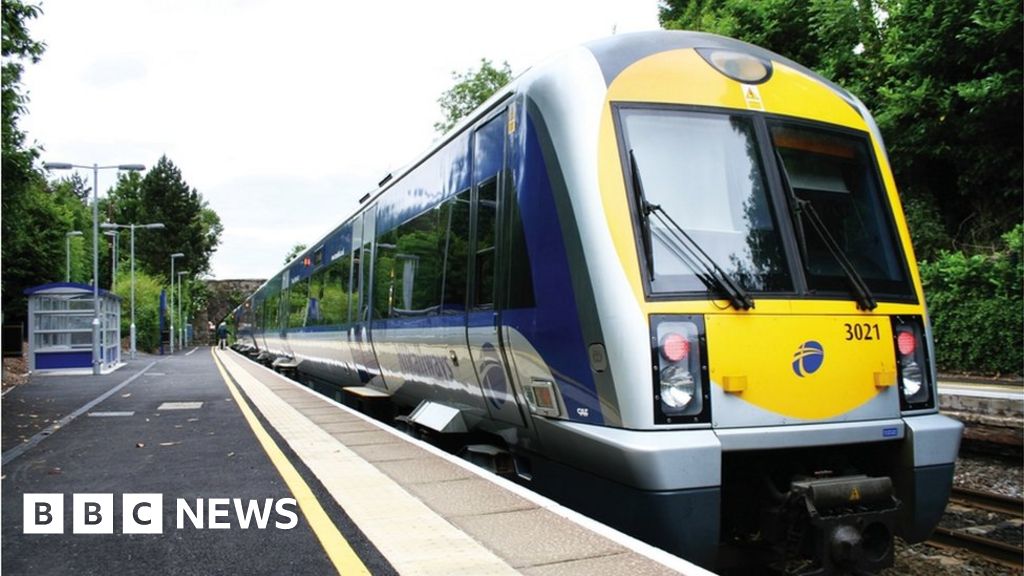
[[228, 31, 963, 575]]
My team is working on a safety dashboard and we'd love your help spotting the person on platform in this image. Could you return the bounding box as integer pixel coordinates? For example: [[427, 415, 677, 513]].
[[216, 322, 227, 350]]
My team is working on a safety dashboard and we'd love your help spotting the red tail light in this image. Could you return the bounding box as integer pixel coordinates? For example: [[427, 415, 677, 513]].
[[896, 331, 916, 356], [661, 333, 690, 363]]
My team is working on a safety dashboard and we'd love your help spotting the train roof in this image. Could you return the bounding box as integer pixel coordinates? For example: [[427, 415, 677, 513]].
[[248, 30, 874, 303]]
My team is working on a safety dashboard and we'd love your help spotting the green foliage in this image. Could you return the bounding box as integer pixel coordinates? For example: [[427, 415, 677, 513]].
[[284, 243, 307, 265], [107, 155, 223, 281], [920, 225, 1022, 375], [1, 0, 44, 202], [659, 0, 1023, 373], [112, 268, 167, 352], [434, 59, 513, 134], [875, 0, 1022, 249]]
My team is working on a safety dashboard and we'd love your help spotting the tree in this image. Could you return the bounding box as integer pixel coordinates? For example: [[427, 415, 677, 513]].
[[0, 0, 69, 323], [1, 0, 44, 205], [108, 155, 223, 281], [874, 0, 1022, 253], [284, 243, 307, 265], [434, 59, 513, 134]]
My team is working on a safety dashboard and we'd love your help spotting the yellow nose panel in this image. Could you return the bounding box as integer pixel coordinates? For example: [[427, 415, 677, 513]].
[[707, 315, 896, 420]]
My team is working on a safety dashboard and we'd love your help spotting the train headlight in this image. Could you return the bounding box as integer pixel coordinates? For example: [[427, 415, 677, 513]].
[[660, 364, 695, 409], [651, 316, 710, 424], [900, 361, 923, 399], [696, 48, 773, 84], [891, 317, 934, 411]]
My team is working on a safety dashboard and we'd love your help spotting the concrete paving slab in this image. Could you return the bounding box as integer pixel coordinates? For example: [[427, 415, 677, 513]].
[[520, 552, 683, 576], [451, 507, 627, 568], [375, 456, 477, 485], [318, 419, 376, 435], [404, 477, 537, 517], [347, 441, 432, 463], [328, 429, 404, 446]]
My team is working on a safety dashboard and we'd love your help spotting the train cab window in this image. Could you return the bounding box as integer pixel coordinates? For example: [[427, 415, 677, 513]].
[[441, 190, 471, 314], [618, 107, 791, 294], [770, 123, 912, 297]]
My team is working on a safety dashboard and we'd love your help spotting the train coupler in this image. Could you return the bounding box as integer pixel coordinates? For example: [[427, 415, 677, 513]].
[[768, 475, 901, 576]]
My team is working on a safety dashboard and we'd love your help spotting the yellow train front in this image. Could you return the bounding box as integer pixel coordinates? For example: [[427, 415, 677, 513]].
[[517, 31, 963, 575]]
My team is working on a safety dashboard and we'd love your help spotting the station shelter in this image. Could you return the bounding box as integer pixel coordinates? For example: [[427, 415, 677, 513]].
[[24, 282, 122, 372]]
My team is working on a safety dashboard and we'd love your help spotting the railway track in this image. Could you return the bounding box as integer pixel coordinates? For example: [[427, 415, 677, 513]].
[[949, 486, 1023, 517], [927, 487, 1023, 569]]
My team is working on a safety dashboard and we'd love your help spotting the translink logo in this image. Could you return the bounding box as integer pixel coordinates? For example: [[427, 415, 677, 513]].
[[23, 493, 298, 534]]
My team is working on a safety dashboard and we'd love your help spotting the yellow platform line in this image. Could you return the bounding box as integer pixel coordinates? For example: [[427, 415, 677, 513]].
[[212, 348, 370, 576]]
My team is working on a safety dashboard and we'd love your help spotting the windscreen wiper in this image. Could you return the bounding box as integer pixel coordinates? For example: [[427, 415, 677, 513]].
[[774, 149, 877, 311], [629, 150, 656, 281], [628, 149, 754, 311]]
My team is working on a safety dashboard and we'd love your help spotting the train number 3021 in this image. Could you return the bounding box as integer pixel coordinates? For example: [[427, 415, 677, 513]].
[[844, 322, 880, 341]]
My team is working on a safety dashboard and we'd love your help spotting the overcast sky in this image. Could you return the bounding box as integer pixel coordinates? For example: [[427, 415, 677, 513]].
[[21, 0, 661, 280]]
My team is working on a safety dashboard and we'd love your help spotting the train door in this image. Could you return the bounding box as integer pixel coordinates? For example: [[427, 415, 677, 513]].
[[467, 111, 526, 427], [349, 206, 385, 389]]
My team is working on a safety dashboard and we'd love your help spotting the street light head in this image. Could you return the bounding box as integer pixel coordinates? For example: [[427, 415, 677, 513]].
[[66, 230, 83, 237], [44, 162, 73, 170], [100, 223, 117, 230], [144, 223, 165, 229], [104, 231, 118, 237], [171, 252, 184, 258], [117, 164, 146, 172]]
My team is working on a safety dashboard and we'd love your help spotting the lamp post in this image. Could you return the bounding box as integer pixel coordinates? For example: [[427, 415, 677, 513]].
[[103, 230, 119, 290], [45, 161, 146, 375], [101, 222, 164, 359], [169, 253, 184, 353], [178, 271, 188, 349], [65, 230, 83, 282]]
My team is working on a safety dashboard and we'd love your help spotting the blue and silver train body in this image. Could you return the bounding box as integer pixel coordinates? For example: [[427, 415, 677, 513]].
[[232, 31, 962, 574]]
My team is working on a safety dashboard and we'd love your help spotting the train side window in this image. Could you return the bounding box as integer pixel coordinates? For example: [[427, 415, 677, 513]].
[[360, 208, 376, 322], [474, 178, 498, 310], [506, 170, 535, 309], [471, 111, 505, 311], [288, 277, 309, 328], [318, 254, 350, 325], [378, 204, 445, 318], [441, 190, 471, 314], [266, 287, 280, 330], [307, 270, 323, 325]]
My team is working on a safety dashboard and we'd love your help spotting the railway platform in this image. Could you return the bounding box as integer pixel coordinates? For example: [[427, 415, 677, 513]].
[[1, 348, 710, 576]]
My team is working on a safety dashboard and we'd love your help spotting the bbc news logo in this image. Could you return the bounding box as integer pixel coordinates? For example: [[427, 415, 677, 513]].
[[24, 494, 298, 534]]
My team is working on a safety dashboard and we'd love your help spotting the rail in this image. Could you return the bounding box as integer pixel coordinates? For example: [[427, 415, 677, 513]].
[[926, 486, 1023, 569], [948, 486, 1023, 517]]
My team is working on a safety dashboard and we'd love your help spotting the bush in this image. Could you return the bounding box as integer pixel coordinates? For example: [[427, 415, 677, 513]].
[[112, 270, 167, 353], [920, 224, 1022, 375]]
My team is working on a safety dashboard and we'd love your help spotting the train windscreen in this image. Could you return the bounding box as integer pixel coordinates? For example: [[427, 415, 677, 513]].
[[619, 108, 791, 295], [619, 106, 914, 301]]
